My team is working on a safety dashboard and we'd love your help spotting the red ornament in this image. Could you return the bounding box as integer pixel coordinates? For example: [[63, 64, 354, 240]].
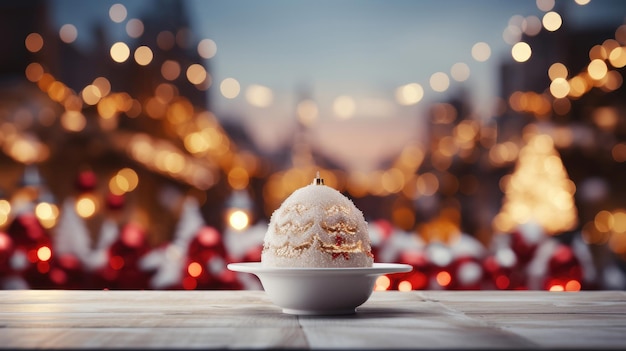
[[76, 170, 97, 191], [105, 193, 125, 210]]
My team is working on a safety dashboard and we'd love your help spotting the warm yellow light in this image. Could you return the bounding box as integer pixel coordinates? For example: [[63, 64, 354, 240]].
[[198, 38, 217, 59], [110, 42, 130, 63], [548, 62, 568, 80], [587, 59, 608, 80], [450, 62, 470, 82], [430, 72, 450, 92], [134, 46, 153, 66], [395, 83, 424, 105], [76, 195, 97, 218], [186, 64, 207, 85], [35, 202, 54, 220], [374, 275, 391, 291], [228, 210, 250, 231], [0, 200, 10, 227], [609, 47, 626, 68], [574, 0, 590, 5], [398, 280, 413, 292], [220, 78, 240, 99], [416, 172, 439, 196], [333, 95, 356, 119], [37, 246, 52, 262], [471, 42, 491, 62], [511, 42, 532, 62], [59, 24, 78, 44], [542, 11, 562, 32], [81, 84, 101, 105], [550, 78, 570, 98], [228, 167, 249, 190], [25, 33, 44, 53], [245, 84, 273, 107], [61, 111, 86, 132]]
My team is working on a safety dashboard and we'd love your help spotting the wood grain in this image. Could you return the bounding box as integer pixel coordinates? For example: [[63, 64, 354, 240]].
[[0, 290, 625, 349]]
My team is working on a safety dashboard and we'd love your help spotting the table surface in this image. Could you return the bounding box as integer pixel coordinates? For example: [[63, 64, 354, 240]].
[[1, 290, 625, 349]]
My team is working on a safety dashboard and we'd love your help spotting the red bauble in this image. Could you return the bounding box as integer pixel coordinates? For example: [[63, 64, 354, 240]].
[[76, 170, 97, 191], [7, 213, 50, 249]]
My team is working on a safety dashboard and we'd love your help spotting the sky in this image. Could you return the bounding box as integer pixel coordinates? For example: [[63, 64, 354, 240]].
[[51, 0, 626, 171]]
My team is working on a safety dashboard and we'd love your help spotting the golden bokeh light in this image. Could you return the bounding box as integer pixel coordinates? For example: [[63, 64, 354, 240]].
[[25, 62, 44, 82], [75, 195, 98, 218], [609, 47, 626, 68], [245, 84, 273, 108], [0, 200, 11, 227], [134, 46, 153, 66], [575, 0, 590, 5], [37, 246, 52, 261], [110, 42, 130, 63], [228, 210, 250, 231], [471, 42, 491, 62], [395, 83, 424, 105], [228, 167, 250, 190], [82, 84, 102, 105], [550, 78, 570, 98], [186, 64, 207, 85], [587, 59, 608, 80], [374, 275, 391, 291], [511, 42, 532, 62], [93, 77, 111, 97], [61, 111, 86, 132], [25, 33, 44, 53], [59, 24, 78, 44], [542, 11, 562, 32], [430, 72, 450, 92], [220, 78, 240, 99], [333, 95, 356, 119], [398, 280, 413, 292], [548, 62, 568, 80], [35, 202, 59, 229]]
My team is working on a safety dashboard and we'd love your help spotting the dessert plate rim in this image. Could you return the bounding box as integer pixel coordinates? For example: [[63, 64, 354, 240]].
[[227, 262, 413, 275]]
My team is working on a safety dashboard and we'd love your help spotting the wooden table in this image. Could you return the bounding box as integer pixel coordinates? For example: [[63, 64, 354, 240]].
[[1, 290, 625, 349]]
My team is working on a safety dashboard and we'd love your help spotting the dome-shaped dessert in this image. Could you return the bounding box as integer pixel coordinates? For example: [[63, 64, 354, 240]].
[[261, 174, 374, 268]]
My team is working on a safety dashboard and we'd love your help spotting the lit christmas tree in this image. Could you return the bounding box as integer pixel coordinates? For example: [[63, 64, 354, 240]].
[[494, 133, 578, 235]]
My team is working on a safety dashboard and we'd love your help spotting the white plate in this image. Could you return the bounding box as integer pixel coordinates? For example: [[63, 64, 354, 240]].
[[227, 262, 413, 315]]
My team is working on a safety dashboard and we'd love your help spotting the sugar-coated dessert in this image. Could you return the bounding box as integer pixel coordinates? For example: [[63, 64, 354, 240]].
[[261, 174, 374, 268]]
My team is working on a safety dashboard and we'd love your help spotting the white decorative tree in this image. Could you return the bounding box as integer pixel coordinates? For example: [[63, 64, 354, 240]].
[[139, 196, 205, 289], [54, 198, 93, 266]]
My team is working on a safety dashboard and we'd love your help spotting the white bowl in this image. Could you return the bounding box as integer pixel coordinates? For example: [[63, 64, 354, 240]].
[[227, 262, 412, 315]]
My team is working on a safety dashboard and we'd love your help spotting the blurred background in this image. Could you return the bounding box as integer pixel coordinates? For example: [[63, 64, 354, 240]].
[[1, 0, 626, 291]]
